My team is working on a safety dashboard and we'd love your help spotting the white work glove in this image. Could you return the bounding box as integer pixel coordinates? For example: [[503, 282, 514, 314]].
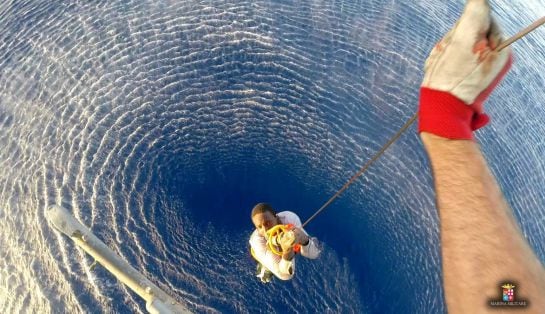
[[418, 0, 513, 140]]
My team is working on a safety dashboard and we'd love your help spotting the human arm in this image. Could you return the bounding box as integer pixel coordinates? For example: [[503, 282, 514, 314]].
[[419, 0, 545, 311], [277, 211, 322, 260], [421, 133, 545, 312], [279, 228, 321, 261]]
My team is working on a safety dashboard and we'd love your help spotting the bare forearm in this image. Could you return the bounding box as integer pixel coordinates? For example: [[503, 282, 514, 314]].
[[421, 132, 545, 312]]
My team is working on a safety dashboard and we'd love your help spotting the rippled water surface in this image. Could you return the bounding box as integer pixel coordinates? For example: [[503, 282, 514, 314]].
[[1, 0, 544, 313]]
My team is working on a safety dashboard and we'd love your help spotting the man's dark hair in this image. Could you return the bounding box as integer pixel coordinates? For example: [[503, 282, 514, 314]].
[[251, 203, 276, 218]]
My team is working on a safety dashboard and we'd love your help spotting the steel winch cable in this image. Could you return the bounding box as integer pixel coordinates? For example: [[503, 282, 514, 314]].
[[301, 16, 545, 228]]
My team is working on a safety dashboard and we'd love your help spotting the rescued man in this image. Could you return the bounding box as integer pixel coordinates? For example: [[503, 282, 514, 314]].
[[249, 203, 321, 282]]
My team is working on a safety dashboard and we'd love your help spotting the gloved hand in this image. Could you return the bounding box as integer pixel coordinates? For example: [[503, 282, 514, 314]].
[[419, 0, 513, 140]]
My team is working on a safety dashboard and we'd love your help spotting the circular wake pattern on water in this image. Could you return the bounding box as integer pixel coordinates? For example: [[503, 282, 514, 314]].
[[1, 0, 544, 313]]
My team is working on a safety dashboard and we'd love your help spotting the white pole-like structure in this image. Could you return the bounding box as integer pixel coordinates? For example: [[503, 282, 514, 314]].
[[46, 205, 191, 314]]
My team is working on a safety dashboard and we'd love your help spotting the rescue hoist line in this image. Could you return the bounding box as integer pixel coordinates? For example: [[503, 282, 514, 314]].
[[300, 16, 545, 229], [265, 17, 545, 255]]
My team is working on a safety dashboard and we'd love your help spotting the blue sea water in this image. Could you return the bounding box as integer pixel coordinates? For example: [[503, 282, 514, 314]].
[[0, 0, 544, 313]]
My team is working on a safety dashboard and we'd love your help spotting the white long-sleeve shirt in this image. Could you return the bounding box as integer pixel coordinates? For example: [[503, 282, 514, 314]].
[[249, 211, 321, 280]]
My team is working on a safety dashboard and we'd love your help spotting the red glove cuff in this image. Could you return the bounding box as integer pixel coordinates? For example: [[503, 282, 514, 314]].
[[419, 54, 513, 140], [418, 88, 488, 140]]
